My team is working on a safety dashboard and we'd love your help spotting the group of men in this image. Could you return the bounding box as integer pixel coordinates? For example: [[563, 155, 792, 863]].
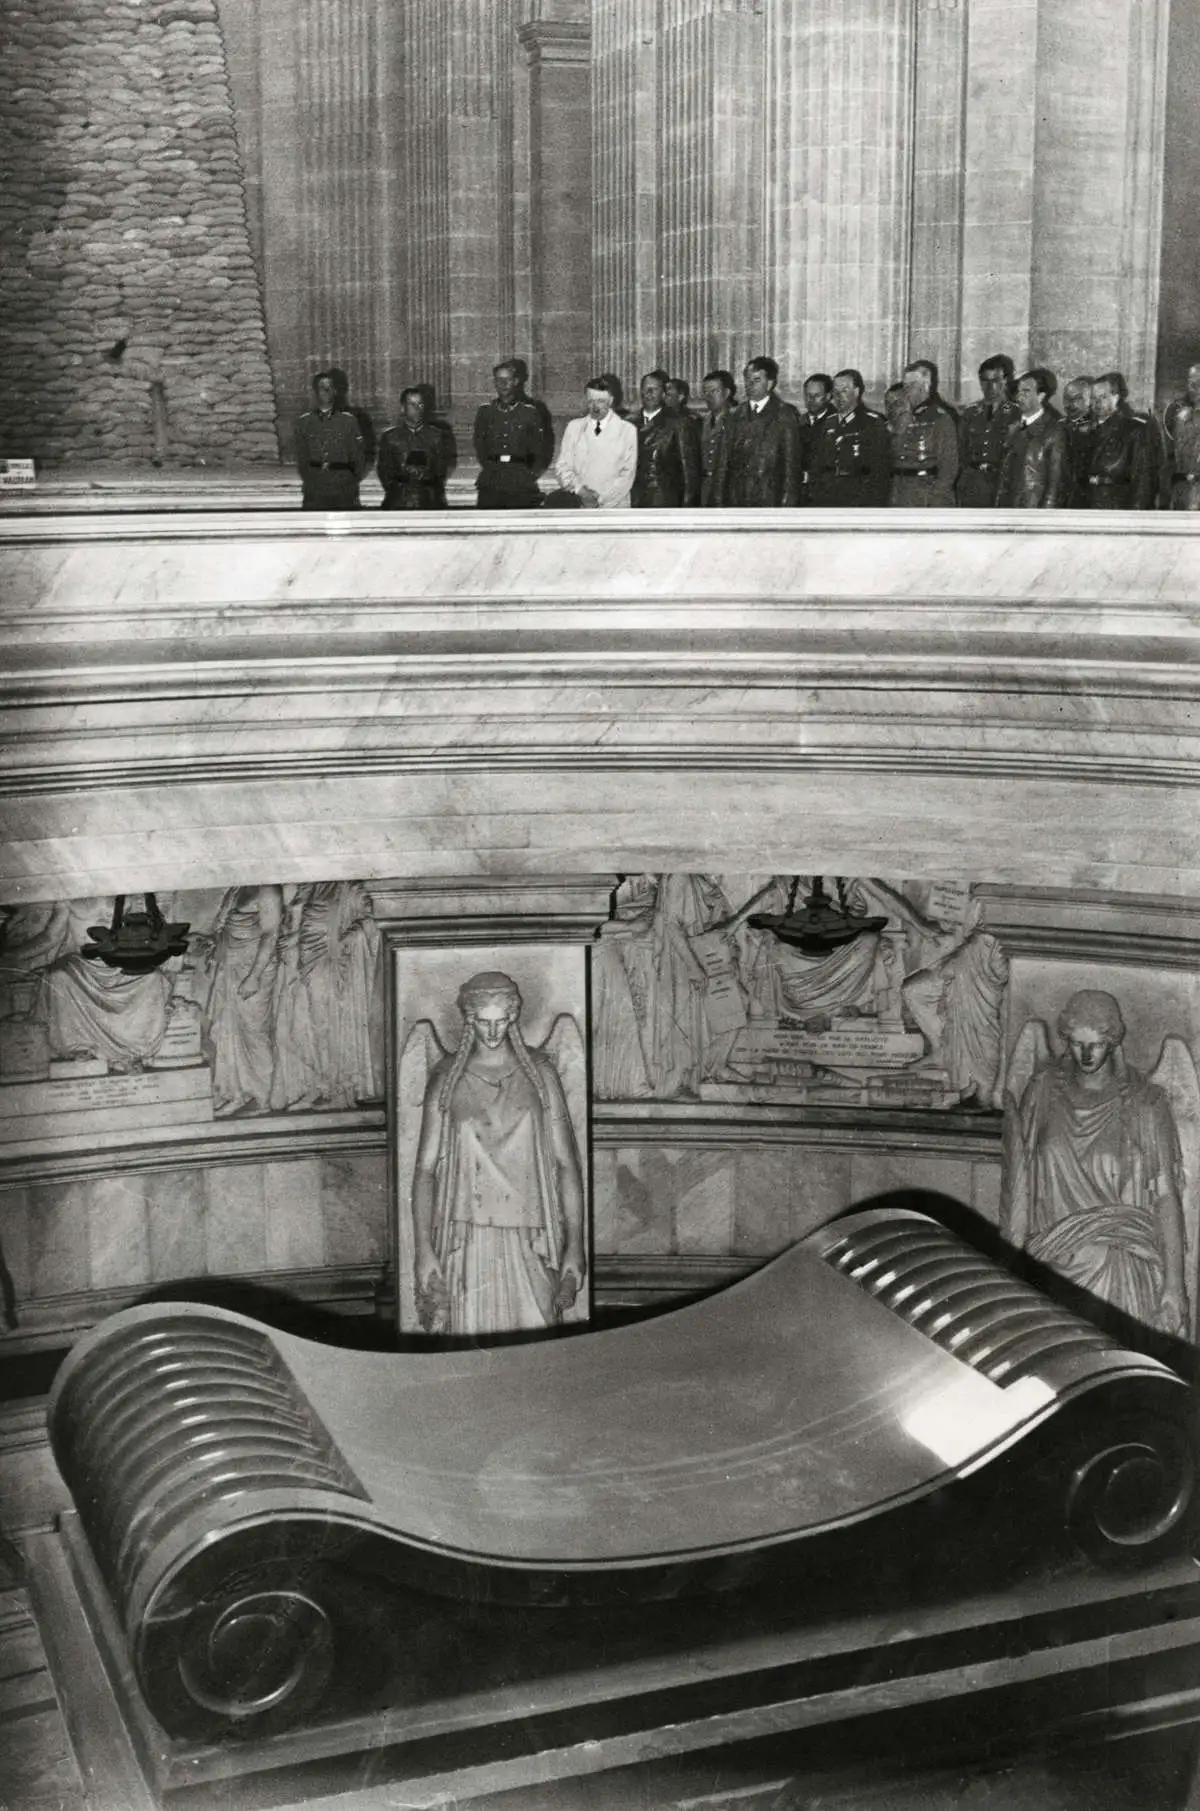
[[293, 355, 1200, 513]]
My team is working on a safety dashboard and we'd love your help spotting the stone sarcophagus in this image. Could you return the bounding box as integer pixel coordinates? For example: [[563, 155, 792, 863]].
[[47, 1204, 1198, 1746]]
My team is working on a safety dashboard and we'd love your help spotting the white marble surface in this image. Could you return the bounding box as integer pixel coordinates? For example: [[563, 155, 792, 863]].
[[2, 514, 1200, 903]]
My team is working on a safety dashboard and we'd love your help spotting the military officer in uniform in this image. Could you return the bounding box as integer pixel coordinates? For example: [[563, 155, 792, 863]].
[[957, 355, 1020, 507], [377, 386, 455, 509], [294, 370, 367, 511], [1061, 376, 1096, 507], [1085, 372, 1157, 510], [890, 359, 958, 507], [473, 358, 554, 509], [630, 369, 702, 507], [699, 369, 737, 506], [806, 368, 891, 508], [1160, 362, 1200, 509], [995, 368, 1069, 508], [328, 366, 377, 472]]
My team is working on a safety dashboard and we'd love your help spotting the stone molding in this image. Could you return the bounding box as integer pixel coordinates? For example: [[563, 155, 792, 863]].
[[518, 18, 590, 63], [5, 518, 1200, 902]]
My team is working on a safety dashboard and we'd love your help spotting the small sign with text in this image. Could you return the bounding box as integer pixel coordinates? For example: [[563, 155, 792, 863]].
[[0, 459, 36, 488]]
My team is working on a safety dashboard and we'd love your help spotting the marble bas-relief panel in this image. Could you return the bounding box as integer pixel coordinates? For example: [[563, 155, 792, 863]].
[[1002, 958, 1200, 1342], [594, 873, 1009, 1112], [0, 881, 384, 1145]]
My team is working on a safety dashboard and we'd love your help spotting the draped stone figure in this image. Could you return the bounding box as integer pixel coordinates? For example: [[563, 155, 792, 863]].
[[0, 898, 171, 1070], [201, 885, 284, 1115], [269, 881, 380, 1111], [1002, 989, 1199, 1337], [401, 972, 586, 1337]]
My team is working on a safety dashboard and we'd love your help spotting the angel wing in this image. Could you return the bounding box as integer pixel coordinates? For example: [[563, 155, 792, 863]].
[[539, 1012, 587, 1148], [1149, 1035, 1200, 1338], [538, 1013, 589, 1323], [1004, 1017, 1052, 1109], [393, 1019, 447, 1333]]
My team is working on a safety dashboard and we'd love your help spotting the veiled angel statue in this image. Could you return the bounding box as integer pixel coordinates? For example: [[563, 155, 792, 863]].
[[396, 970, 587, 1336], [1001, 988, 1200, 1338]]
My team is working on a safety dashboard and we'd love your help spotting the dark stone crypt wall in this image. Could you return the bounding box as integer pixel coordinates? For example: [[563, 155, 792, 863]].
[[0, 0, 279, 465]]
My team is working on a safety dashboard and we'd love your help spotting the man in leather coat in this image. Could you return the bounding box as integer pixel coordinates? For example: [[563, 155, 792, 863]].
[[630, 369, 702, 507], [995, 368, 1070, 508], [714, 355, 803, 507], [1084, 373, 1157, 510], [699, 369, 737, 506]]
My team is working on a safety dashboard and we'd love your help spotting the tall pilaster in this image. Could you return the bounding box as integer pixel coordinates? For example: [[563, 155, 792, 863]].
[[392, 0, 452, 409], [764, 0, 917, 398], [518, 7, 592, 417], [593, 0, 658, 384], [446, 0, 518, 411], [908, 0, 967, 391], [658, 0, 764, 385], [959, 0, 1037, 391]]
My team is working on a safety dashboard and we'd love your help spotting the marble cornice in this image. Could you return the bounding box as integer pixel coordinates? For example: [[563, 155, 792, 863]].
[[4, 517, 1200, 901]]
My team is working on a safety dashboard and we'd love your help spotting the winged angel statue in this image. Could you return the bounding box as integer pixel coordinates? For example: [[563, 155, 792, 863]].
[[395, 970, 588, 1336], [1001, 988, 1200, 1339]]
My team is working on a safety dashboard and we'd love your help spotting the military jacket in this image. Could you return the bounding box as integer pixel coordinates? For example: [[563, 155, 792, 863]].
[[890, 398, 959, 506], [294, 408, 366, 477], [472, 397, 553, 495], [377, 421, 454, 508], [957, 398, 1020, 505], [799, 406, 836, 495], [700, 409, 734, 506], [1062, 419, 1095, 507], [805, 403, 891, 507]]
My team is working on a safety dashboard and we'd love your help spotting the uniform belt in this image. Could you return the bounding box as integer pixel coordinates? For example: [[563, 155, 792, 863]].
[[967, 461, 992, 472], [1172, 471, 1199, 484], [309, 461, 355, 472], [492, 455, 535, 468], [1088, 476, 1127, 487], [894, 466, 938, 478]]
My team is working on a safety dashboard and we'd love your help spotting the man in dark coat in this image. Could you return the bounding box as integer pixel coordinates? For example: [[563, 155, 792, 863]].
[[1084, 373, 1157, 510], [699, 369, 737, 506], [1160, 361, 1200, 509], [473, 358, 554, 509], [1061, 376, 1096, 507], [715, 356, 802, 507], [957, 355, 1020, 507], [377, 386, 456, 509], [630, 368, 702, 507], [294, 370, 367, 511], [805, 368, 891, 508], [995, 368, 1070, 508], [798, 372, 836, 501]]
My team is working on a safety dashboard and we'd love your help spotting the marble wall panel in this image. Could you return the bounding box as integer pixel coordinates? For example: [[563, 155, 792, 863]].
[[146, 1169, 207, 1283], [85, 1174, 150, 1294], [320, 1152, 386, 1267], [202, 1163, 267, 1275], [264, 1158, 327, 1272], [27, 1183, 89, 1299], [0, 1187, 33, 1307]]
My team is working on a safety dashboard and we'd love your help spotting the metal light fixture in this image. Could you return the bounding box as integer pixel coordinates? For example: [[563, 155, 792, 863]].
[[747, 876, 888, 955], [81, 894, 190, 974]]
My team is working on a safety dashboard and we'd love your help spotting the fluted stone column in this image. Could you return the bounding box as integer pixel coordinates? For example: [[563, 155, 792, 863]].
[[446, 0, 518, 411], [1028, 0, 1169, 407], [908, 0, 968, 393], [593, 0, 763, 390], [764, 0, 917, 398], [593, 0, 658, 383], [518, 7, 592, 417]]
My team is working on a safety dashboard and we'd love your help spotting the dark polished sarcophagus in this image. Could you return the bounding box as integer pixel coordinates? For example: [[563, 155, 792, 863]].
[[47, 1206, 1199, 1746]]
